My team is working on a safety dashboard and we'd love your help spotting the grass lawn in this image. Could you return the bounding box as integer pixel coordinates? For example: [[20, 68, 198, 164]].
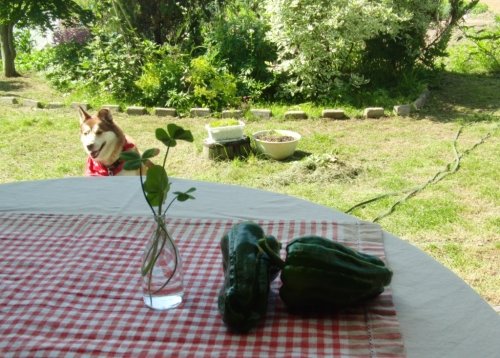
[[1, 71, 498, 309]]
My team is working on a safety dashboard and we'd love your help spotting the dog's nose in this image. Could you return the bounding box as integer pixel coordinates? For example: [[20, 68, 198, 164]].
[[86, 144, 94, 151]]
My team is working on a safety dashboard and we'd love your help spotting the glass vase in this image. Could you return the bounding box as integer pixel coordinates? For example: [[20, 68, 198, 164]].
[[142, 215, 184, 310]]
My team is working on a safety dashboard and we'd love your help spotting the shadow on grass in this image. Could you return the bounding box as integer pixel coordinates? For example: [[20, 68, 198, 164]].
[[0, 78, 29, 95], [416, 71, 499, 123], [252, 150, 312, 162], [288, 150, 312, 161]]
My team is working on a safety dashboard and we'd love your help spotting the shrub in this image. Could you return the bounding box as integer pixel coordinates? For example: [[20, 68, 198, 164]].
[[43, 41, 91, 89], [361, 1, 479, 83], [165, 91, 193, 114], [76, 29, 144, 103], [135, 44, 189, 107], [264, 0, 477, 101], [14, 28, 37, 72], [138, 54, 240, 113], [444, 17, 499, 74], [185, 56, 239, 111], [265, 0, 407, 101], [470, 2, 489, 14], [28, 25, 91, 90], [15, 28, 35, 54], [39, 26, 145, 103], [203, 1, 277, 99]]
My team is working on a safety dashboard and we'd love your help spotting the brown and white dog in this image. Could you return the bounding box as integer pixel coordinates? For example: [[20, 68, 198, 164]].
[[78, 107, 145, 176]]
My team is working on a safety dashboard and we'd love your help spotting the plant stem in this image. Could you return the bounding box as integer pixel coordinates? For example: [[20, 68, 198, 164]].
[[152, 222, 178, 293], [139, 164, 157, 216], [142, 216, 179, 297], [157, 147, 171, 215], [258, 237, 286, 269], [162, 197, 178, 217], [162, 146, 170, 168]]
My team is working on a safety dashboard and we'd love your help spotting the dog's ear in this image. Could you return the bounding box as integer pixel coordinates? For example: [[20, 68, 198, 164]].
[[97, 108, 113, 123], [78, 106, 91, 124]]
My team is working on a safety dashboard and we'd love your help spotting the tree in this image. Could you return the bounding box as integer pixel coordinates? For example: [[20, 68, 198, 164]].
[[0, 0, 90, 77], [108, 0, 225, 48], [361, 0, 479, 84], [203, 0, 276, 82]]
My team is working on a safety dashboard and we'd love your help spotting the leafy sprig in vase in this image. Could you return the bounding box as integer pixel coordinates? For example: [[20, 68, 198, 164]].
[[120, 123, 196, 310]]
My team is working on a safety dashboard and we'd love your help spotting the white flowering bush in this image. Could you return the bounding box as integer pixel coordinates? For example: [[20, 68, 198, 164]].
[[265, 0, 407, 99], [264, 0, 477, 100]]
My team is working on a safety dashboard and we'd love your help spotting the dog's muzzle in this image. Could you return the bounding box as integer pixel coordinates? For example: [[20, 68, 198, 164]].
[[88, 142, 106, 159]]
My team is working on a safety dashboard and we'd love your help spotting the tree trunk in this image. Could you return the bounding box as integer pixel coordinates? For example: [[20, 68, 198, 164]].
[[0, 22, 21, 77]]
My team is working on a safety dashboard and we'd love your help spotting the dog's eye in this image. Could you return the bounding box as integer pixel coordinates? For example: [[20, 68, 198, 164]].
[[95, 130, 103, 135], [83, 131, 90, 136]]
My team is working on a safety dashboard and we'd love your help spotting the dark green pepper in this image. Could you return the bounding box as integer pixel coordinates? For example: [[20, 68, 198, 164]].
[[259, 235, 392, 313], [218, 222, 281, 332]]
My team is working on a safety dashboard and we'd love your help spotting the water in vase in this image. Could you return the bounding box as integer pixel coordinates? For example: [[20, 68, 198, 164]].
[[142, 220, 184, 311]]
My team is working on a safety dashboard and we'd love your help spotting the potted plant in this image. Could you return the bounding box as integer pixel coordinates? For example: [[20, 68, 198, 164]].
[[253, 129, 301, 160], [120, 124, 196, 311], [205, 118, 245, 142]]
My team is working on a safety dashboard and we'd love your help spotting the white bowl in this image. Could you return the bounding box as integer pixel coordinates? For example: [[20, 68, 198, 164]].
[[253, 130, 301, 160]]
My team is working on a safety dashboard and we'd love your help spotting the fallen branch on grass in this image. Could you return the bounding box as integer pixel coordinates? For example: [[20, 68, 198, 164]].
[[345, 125, 496, 222]]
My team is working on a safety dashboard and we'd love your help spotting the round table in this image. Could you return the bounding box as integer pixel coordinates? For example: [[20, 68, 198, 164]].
[[0, 177, 498, 357]]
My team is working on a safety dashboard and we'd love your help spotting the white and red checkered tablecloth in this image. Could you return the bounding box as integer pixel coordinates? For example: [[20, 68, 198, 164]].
[[0, 213, 405, 357]]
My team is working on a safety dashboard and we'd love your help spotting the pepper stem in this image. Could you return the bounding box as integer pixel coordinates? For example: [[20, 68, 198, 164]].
[[258, 237, 286, 269]]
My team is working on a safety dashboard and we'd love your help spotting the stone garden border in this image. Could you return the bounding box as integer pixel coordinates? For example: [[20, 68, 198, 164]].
[[0, 87, 430, 120]]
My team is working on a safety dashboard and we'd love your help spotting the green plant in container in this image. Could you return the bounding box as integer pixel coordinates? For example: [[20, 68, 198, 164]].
[[209, 118, 240, 127], [120, 123, 196, 311]]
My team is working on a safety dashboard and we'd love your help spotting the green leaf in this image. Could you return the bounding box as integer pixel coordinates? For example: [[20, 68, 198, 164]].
[[155, 124, 194, 148], [167, 123, 194, 143], [173, 187, 196, 202], [123, 159, 142, 170], [142, 148, 160, 160], [155, 128, 176, 147], [120, 151, 142, 170], [143, 165, 169, 207], [120, 151, 141, 162]]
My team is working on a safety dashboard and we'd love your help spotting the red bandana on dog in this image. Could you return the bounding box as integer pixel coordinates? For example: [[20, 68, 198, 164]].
[[85, 141, 136, 176]]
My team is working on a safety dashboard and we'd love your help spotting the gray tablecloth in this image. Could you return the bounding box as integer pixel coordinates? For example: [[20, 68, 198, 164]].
[[1, 176, 499, 357]]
